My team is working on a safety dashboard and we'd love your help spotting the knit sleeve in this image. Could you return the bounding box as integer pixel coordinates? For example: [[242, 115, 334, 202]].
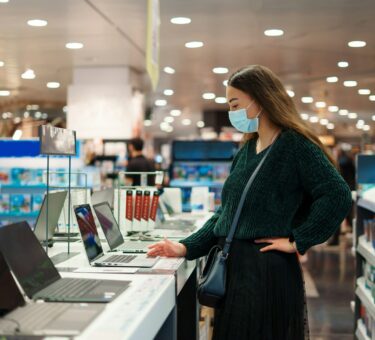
[[179, 144, 247, 260], [291, 137, 352, 255]]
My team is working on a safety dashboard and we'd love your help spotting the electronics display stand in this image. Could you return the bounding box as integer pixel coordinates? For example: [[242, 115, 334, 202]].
[[116, 171, 164, 238]]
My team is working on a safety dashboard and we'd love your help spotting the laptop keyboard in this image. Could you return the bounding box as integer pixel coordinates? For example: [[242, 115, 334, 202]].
[[105, 254, 137, 263], [36, 278, 101, 300], [0, 303, 70, 332]]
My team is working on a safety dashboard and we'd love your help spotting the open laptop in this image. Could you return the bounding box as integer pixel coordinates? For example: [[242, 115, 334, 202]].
[[0, 252, 104, 336], [156, 206, 196, 231], [34, 191, 68, 243], [93, 202, 156, 254], [91, 188, 114, 209], [74, 204, 159, 267], [0, 222, 129, 303]]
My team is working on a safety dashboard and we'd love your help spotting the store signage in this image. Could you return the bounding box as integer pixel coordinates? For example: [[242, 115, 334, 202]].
[[38, 125, 76, 156]]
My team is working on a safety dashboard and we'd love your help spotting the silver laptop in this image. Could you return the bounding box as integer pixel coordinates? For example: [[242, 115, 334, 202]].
[[93, 202, 155, 254], [74, 204, 159, 267], [34, 191, 68, 242], [0, 252, 104, 336]]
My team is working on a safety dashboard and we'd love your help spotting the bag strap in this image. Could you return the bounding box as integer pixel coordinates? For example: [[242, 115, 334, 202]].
[[221, 136, 278, 258]]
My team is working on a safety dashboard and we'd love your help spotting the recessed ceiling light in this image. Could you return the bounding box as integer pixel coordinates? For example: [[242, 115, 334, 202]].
[[23, 111, 30, 118], [339, 109, 349, 116], [163, 89, 174, 96], [348, 112, 358, 119], [327, 123, 335, 130], [320, 119, 329, 126], [264, 29, 284, 37], [34, 111, 42, 119], [315, 101, 326, 108], [348, 40, 366, 48], [13, 117, 21, 124], [46, 82, 60, 89], [27, 19, 48, 27], [170, 17, 191, 25], [197, 121, 205, 128], [287, 90, 295, 98], [363, 125, 371, 131], [338, 61, 349, 68], [0, 61, 4, 67], [65, 42, 84, 49], [165, 125, 174, 133], [372, 115, 375, 121], [41, 113, 48, 119], [358, 89, 371, 95], [0, 0, 9, 3], [356, 119, 365, 128], [170, 109, 181, 116], [0, 90, 10, 96], [21, 69, 35, 79], [185, 41, 204, 48], [326, 76, 338, 83], [328, 106, 339, 112], [215, 97, 227, 104], [202, 93, 216, 100], [370, 95, 375, 101], [309, 116, 319, 123], [213, 67, 228, 74], [300, 113, 309, 120], [223, 80, 228, 87], [164, 116, 174, 123], [301, 96, 314, 103], [182, 118, 191, 126], [343, 80, 357, 87], [144, 120, 152, 127], [155, 99, 167, 106], [163, 66, 175, 74]]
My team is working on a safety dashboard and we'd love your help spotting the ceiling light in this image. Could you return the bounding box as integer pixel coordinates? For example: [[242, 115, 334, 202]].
[[213, 67, 228, 74], [300, 113, 309, 120], [0, 90, 10, 96], [144, 120, 152, 127], [6, 112, 12, 118], [2, 113, 7, 119], [287, 90, 295, 98], [369, 95, 375, 101], [65, 42, 84, 49], [164, 116, 174, 123], [155, 99, 167, 106], [21, 69, 35, 79], [356, 119, 364, 126], [315, 101, 326, 108], [363, 125, 371, 132], [0, 0, 9, 3], [41, 113, 48, 119], [320, 119, 329, 126], [202, 93, 216, 100], [27, 19, 48, 27], [185, 41, 204, 48], [301, 96, 314, 103], [27, 104, 39, 110], [34, 111, 42, 119], [223, 80, 228, 87], [0, 61, 4, 67], [372, 115, 375, 121], [163, 66, 175, 74], [170, 109, 181, 117], [348, 112, 358, 119], [197, 121, 205, 128], [339, 109, 349, 116], [338, 61, 349, 68], [182, 118, 191, 126], [309, 116, 319, 123], [47, 82, 60, 89], [12, 130, 22, 141], [264, 29, 284, 37], [327, 123, 335, 130], [170, 17, 191, 25], [160, 122, 169, 130], [343, 80, 357, 87], [23, 111, 30, 118], [328, 106, 339, 112], [215, 97, 227, 104], [63, 106, 68, 113], [165, 125, 174, 133], [326, 76, 338, 83], [163, 89, 174, 96], [358, 89, 371, 95], [348, 40, 366, 48], [13, 117, 21, 124]]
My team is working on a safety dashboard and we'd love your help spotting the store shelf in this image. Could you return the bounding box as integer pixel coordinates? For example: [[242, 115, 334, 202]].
[[0, 212, 39, 219], [358, 235, 375, 267], [0, 184, 46, 189], [356, 319, 371, 340], [356, 277, 375, 320], [358, 198, 375, 213]]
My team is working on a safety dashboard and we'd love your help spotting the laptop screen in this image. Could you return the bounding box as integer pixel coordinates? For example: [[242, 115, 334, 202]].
[[0, 222, 61, 299], [0, 251, 25, 316], [74, 205, 104, 262], [93, 202, 124, 250]]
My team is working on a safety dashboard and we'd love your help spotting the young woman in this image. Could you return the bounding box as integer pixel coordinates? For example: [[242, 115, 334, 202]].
[[147, 65, 352, 340]]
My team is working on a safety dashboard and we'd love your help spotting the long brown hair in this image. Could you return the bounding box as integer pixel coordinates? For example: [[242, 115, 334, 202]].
[[228, 65, 336, 165]]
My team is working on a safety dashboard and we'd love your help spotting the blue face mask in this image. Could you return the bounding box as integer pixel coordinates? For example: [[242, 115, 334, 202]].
[[228, 101, 262, 133]]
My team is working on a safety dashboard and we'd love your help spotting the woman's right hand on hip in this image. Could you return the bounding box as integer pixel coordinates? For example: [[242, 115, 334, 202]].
[[147, 238, 187, 257]]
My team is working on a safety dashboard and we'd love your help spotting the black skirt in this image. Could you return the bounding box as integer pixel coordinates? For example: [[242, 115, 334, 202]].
[[212, 238, 309, 340]]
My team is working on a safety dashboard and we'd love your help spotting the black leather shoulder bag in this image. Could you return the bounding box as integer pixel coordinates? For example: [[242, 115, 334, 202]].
[[197, 139, 276, 308]]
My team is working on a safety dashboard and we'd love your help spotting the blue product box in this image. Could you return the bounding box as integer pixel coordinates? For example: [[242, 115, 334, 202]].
[[32, 194, 44, 212], [10, 194, 32, 214]]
